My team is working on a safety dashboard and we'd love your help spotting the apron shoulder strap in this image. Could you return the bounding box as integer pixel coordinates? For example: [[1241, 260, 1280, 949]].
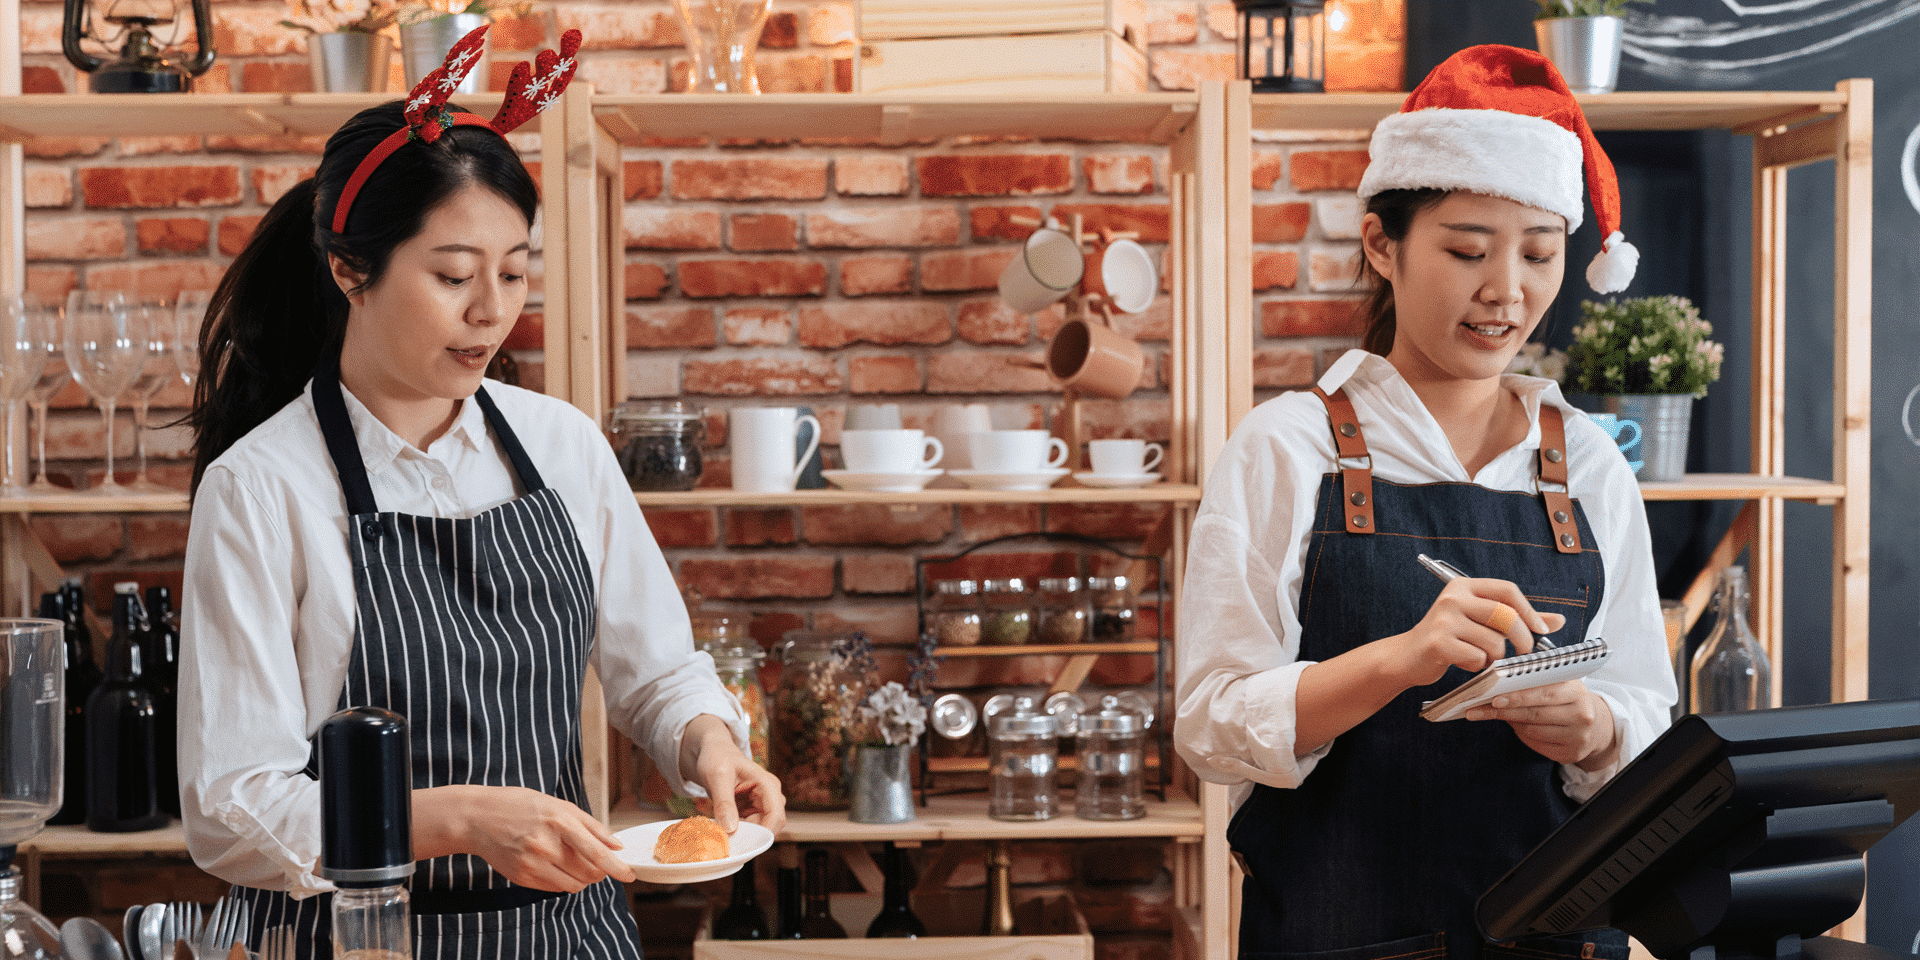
[[1538, 404, 1583, 554], [312, 368, 381, 518], [472, 386, 548, 494], [1312, 386, 1375, 535]]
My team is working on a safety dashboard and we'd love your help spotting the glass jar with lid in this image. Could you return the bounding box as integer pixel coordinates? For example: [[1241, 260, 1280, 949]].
[[771, 630, 863, 811], [1036, 576, 1088, 645], [608, 400, 706, 492], [980, 577, 1035, 646], [927, 578, 982, 647], [987, 695, 1057, 820], [1088, 575, 1136, 643], [708, 641, 769, 767], [1075, 694, 1147, 820]]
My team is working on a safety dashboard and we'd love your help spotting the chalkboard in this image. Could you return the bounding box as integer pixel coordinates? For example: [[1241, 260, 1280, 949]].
[[1404, 1, 1920, 951]]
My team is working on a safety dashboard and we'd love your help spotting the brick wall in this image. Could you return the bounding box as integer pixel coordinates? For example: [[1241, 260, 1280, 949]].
[[15, 1, 1400, 954]]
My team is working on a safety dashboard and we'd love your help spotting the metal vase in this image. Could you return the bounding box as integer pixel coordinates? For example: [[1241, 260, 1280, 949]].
[[309, 32, 393, 93], [400, 12, 490, 95], [1602, 393, 1693, 482], [1534, 15, 1623, 95], [848, 744, 915, 824]]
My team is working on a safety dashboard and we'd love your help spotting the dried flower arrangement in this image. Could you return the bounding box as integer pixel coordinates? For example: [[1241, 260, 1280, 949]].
[[281, 0, 400, 34], [856, 682, 929, 748]]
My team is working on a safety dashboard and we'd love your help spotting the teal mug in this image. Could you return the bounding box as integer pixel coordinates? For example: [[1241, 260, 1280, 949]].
[[1587, 413, 1644, 473]]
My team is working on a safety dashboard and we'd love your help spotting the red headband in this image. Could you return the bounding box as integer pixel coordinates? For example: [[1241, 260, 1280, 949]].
[[330, 25, 582, 235]]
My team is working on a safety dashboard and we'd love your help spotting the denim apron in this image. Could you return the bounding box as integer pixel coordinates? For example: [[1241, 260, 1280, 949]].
[[228, 372, 644, 960], [1228, 387, 1629, 960]]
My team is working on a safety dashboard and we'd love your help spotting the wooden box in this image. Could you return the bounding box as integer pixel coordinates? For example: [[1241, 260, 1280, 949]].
[[855, 30, 1147, 95], [694, 890, 1092, 960], [858, 0, 1146, 47]]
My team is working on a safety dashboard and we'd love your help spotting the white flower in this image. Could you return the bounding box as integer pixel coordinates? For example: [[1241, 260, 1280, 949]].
[[858, 681, 928, 746]]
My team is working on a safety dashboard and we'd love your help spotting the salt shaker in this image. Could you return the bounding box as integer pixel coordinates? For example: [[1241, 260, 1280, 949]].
[[987, 695, 1057, 820], [1075, 695, 1147, 820]]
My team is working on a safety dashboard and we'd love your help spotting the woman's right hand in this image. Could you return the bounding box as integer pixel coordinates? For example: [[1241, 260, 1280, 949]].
[[412, 784, 638, 892], [1381, 577, 1566, 689]]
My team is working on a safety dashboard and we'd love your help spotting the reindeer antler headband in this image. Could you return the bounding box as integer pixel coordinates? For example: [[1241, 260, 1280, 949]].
[[330, 25, 582, 235]]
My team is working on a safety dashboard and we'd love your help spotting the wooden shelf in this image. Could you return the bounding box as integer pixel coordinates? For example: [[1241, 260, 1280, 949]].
[[0, 490, 191, 513], [0, 93, 395, 141], [932, 642, 1160, 657], [26, 821, 189, 856], [1634, 473, 1846, 503], [633, 483, 1201, 508], [591, 93, 1200, 146], [1248, 90, 1849, 134], [609, 791, 1203, 843]]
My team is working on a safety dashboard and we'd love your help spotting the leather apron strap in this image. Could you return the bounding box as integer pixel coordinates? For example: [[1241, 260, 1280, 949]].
[[1313, 386, 1376, 534]]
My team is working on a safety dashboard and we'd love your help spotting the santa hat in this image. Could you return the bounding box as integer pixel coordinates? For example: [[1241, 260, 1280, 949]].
[[1355, 44, 1638, 293]]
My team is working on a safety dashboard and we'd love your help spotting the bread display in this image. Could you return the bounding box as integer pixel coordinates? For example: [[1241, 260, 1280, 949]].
[[652, 815, 730, 863]]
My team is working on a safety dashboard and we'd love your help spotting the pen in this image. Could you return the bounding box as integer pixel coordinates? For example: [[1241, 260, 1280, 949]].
[[1415, 553, 1555, 649]]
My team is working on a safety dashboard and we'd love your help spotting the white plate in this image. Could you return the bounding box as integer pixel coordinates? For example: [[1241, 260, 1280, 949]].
[[611, 819, 776, 884], [946, 467, 1071, 491], [820, 468, 944, 492], [1073, 471, 1161, 489]]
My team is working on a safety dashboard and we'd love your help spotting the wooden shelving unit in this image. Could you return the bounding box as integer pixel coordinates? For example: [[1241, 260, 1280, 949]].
[[631, 484, 1202, 508]]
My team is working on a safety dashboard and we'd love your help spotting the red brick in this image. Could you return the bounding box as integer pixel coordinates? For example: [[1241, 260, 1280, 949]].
[[1050, 203, 1170, 243], [839, 255, 912, 297], [218, 215, 263, 256], [921, 249, 1007, 293], [19, 8, 62, 57], [1254, 250, 1300, 291], [557, 3, 683, 49], [679, 258, 827, 298], [729, 213, 798, 251], [1085, 154, 1155, 195], [579, 56, 670, 95], [806, 207, 960, 248], [847, 355, 921, 394], [798, 301, 949, 348], [24, 137, 108, 160], [832, 52, 855, 92], [126, 515, 191, 562], [625, 160, 665, 200], [723, 307, 791, 346], [26, 267, 79, 304], [1330, 43, 1405, 94], [22, 64, 63, 93], [81, 166, 241, 209], [926, 350, 1051, 393], [1147, 4, 1198, 44], [1254, 347, 1317, 388], [1252, 151, 1284, 190], [956, 298, 1033, 346], [1291, 149, 1371, 192], [835, 155, 909, 197], [211, 8, 305, 55], [814, 605, 920, 647], [189, 63, 234, 94], [119, 136, 203, 157], [504, 311, 545, 351], [23, 167, 71, 208], [672, 158, 828, 201], [627, 306, 717, 349], [136, 217, 210, 255], [752, 53, 830, 93], [25, 514, 121, 565], [203, 134, 328, 154], [1310, 248, 1362, 290], [241, 61, 311, 93], [25, 217, 125, 261], [642, 508, 718, 548], [726, 508, 798, 546], [677, 556, 835, 600], [970, 205, 1045, 242], [1260, 299, 1366, 338], [808, 3, 857, 44], [1150, 49, 1236, 91], [79, 260, 225, 300], [1253, 203, 1311, 243], [761, 11, 799, 48], [251, 164, 318, 206], [624, 207, 723, 250], [798, 505, 951, 546], [918, 155, 1072, 198], [683, 354, 842, 395], [486, 9, 549, 50], [626, 261, 669, 299]]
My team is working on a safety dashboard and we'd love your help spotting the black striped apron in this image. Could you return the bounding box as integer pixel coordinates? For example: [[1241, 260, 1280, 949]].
[[229, 374, 643, 960]]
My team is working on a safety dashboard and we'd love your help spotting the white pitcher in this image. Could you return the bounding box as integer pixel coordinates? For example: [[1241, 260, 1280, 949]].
[[731, 406, 822, 493]]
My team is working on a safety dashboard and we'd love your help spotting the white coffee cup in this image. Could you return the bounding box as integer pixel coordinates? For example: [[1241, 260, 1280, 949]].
[[968, 430, 1069, 473], [842, 428, 943, 473], [1084, 238, 1157, 314], [931, 403, 993, 470], [731, 406, 822, 492], [1087, 438, 1164, 476], [997, 227, 1085, 313]]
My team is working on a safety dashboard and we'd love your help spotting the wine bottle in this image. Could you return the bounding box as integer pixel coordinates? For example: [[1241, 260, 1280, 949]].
[[45, 590, 100, 827], [775, 843, 803, 939], [1690, 565, 1772, 714], [982, 840, 1014, 936], [864, 842, 926, 938], [796, 847, 846, 938], [712, 857, 770, 940], [84, 583, 167, 833], [142, 585, 181, 818]]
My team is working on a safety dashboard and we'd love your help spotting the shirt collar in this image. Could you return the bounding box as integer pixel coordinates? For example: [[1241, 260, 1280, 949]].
[[306, 378, 489, 478]]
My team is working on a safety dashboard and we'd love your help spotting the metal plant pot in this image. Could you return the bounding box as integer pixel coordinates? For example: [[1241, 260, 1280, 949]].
[[1534, 15, 1623, 95], [400, 12, 490, 95], [1600, 393, 1693, 482], [308, 32, 393, 93]]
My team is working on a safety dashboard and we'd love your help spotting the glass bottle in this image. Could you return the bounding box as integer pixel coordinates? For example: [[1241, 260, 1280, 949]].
[[712, 858, 771, 940], [608, 400, 706, 492], [865, 841, 926, 938], [0, 853, 60, 960], [1036, 577, 1088, 645], [46, 590, 99, 827], [980, 578, 1034, 646], [927, 579, 982, 647], [1088, 575, 1136, 643], [771, 631, 861, 811], [988, 695, 1057, 821], [796, 847, 846, 938], [320, 707, 414, 960], [1690, 566, 1771, 715], [143, 585, 181, 818], [85, 583, 166, 833], [981, 840, 1015, 936], [775, 843, 803, 939]]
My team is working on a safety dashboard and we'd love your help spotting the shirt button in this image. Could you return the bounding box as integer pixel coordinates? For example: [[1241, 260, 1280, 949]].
[[432, 476, 449, 489], [361, 519, 383, 540]]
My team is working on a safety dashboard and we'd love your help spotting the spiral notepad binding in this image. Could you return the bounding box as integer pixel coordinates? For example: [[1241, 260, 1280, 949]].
[[1511, 638, 1608, 677]]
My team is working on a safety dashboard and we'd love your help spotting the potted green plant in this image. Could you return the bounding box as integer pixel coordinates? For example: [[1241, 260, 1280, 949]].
[[1533, 0, 1652, 94], [395, 0, 534, 95], [1567, 295, 1724, 481], [283, 0, 401, 92]]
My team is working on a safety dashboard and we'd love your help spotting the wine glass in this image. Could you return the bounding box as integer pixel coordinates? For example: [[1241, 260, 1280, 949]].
[[15, 297, 66, 496], [124, 296, 177, 493], [172, 290, 209, 393], [63, 290, 147, 495], [0, 295, 58, 495]]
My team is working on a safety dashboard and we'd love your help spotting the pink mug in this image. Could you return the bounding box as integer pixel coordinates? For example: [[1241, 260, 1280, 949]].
[[1047, 311, 1144, 400]]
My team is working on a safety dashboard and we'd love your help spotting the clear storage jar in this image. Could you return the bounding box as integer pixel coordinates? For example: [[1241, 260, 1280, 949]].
[[1075, 695, 1147, 820], [771, 630, 863, 811], [927, 578, 982, 647], [980, 577, 1035, 646], [1088, 575, 1136, 643], [1036, 576, 1088, 645], [988, 695, 1057, 821], [709, 641, 769, 767], [608, 400, 706, 491]]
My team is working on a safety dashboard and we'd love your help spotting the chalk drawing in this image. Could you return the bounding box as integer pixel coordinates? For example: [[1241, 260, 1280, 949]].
[[1620, 0, 1920, 75]]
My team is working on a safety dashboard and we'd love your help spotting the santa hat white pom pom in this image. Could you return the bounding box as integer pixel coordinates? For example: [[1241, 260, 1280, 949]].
[[1587, 231, 1638, 294]]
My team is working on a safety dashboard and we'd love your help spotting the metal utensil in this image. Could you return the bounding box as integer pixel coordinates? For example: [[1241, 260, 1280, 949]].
[[258, 925, 295, 960], [193, 896, 251, 960], [60, 916, 125, 960], [138, 903, 168, 960], [163, 901, 201, 960], [122, 905, 145, 960]]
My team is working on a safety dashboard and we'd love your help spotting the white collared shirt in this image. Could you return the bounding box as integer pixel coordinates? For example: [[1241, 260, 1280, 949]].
[[179, 379, 746, 896], [1174, 350, 1677, 812]]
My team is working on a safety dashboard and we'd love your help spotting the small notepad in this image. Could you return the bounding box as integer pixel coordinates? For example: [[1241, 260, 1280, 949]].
[[1419, 638, 1611, 722]]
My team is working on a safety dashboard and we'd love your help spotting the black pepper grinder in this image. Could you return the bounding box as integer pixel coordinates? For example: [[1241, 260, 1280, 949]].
[[319, 706, 414, 958]]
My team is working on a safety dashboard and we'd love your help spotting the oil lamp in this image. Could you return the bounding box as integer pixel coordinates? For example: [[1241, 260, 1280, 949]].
[[62, 0, 217, 93], [1233, 0, 1326, 93]]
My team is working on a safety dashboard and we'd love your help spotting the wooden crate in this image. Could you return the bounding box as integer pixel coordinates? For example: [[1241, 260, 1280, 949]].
[[858, 0, 1145, 47], [855, 31, 1147, 95], [694, 890, 1092, 960]]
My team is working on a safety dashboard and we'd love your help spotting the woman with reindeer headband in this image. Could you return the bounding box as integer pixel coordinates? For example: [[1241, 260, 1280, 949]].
[[176, 28, 784, 957]]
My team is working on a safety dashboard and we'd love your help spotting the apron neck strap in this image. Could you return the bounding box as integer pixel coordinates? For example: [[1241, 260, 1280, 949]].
[[471, 385, 547, 494]]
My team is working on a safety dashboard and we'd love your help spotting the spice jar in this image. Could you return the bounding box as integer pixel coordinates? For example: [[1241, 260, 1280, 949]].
[[771, 631, 862, 811], [1088, 575, 1136, 643], [981, 578, 1035, 646], [928, 579, 982, 647], [1037, 577, 1088, 645], [709, 641, 770, 767], [608, 400, 706, 492], [1075, 695, 1147, 820], [987, 695, 1057, 820]]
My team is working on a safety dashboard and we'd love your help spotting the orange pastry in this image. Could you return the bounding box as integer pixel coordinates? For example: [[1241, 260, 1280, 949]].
[[653, 815, 730, 863]]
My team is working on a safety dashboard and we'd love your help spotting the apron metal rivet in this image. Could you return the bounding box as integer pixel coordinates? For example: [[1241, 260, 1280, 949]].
[[1560, 533, 1576, 548], [1554, 510, 1569, 523], [1351, 515, 1369, 528], [1338, 423, 1357, 438], [1545, 448, 1563, 463], [362, 520, 382, 540], [1350, 491, 1367, 506]]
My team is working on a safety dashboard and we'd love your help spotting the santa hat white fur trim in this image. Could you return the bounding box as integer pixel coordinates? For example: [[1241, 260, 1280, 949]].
[[1356, 108, 1586, 234]]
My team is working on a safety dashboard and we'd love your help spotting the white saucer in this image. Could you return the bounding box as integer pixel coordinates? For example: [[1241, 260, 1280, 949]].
[[1073, 471, 1160, 489], [611, 819, 776, 884], [946, 467, 1071, 491], [821, 468, 944, 492]]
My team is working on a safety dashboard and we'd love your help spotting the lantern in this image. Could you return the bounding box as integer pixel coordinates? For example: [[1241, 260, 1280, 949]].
[[62, 0, 217, 93], [1234, 0, 1325, 93]]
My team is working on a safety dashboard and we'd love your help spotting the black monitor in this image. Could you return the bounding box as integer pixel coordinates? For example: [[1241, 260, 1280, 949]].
[[1478, 699, 1920, 960]]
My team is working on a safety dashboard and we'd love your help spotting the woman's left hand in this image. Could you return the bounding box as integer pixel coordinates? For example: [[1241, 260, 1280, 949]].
[[1465, 680, 1619, 770], [679, 714, 788, 836]]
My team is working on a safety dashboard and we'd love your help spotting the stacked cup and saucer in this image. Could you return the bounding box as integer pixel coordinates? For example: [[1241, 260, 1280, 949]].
[[823, 403, 947, 492], [1074, 438, 1163, 489], [949, 429, 1072, 491]]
